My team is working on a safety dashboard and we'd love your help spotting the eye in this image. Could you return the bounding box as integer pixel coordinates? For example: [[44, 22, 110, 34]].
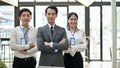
[[22, 14, 25, 17], [70, 19, 73, 21], [27, 14, 30, 17], [48, 13, 50, 15]]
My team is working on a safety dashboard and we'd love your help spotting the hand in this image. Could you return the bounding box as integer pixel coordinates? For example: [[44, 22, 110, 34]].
[[65, 45, 71, 48], [44, 42, 50, 46], [59, 38, 66, 44], [19, 50, 27, 54], [80, 42, 84, 44], [29, 43, 35, 49]]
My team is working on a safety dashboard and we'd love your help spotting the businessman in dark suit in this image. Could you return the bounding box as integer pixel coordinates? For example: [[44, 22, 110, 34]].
[[37, 5, 69, 68]]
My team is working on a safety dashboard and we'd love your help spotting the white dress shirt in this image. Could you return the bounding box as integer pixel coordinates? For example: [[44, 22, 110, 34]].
[[47, 23, 58, 52], [64, 29, 87, 56], [10, 25, 38, 58]]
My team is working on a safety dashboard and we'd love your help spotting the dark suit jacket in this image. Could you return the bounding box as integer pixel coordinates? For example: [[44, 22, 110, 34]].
[[37, 24, 69, 67]]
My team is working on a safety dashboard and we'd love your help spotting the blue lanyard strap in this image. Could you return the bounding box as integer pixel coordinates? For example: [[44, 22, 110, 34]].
[[70, 31, 75, 45], [20, 26, 29, 44], [70, 31, 75, 38], [20, 26, 29, 37]]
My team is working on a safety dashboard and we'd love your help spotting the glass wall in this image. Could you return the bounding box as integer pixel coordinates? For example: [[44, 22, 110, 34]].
[[90, 6, 100, 60], [35, 6, 67, 28], [102, 6, 112, 60], [117, 7, 120, 59], [0, 6, 14, 62], [35, 6, 47, 28], [0, 6, 14, 38]]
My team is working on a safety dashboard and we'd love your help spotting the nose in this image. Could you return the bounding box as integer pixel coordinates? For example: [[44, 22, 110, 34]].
[[49, 14, 53, 17], [72, 20, 76, 22], [24, 16, 29, 18]]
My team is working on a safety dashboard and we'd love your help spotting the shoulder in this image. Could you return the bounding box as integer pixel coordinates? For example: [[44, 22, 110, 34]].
[[78, 29, 86, 38], [38, 25, 46, 30], [78, 29, 85, 33], [13, 26, 20, 31], [37, 25, 47, 32], [10, 26, 20, 34], [29, 26, 35, 29], [77, 29, 85, 35], [29, 26, 37, 31], [56, 25, 65, 30], [65, 28, 69, 32]]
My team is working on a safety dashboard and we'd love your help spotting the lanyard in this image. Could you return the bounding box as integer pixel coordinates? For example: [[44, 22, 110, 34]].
[[70, 31, 75, 45], [20, 26, 29, 38], [70, 31, 75, 38], [20, 26, 29, 44]]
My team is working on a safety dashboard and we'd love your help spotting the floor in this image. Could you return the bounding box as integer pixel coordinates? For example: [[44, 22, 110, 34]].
[[5, 61, 113, 68], [85, 61, 112, 68]]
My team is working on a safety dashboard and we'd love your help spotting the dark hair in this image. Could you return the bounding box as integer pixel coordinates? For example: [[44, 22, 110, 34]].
[[45, 5, 58, 14], [19, 8, 32, 17], [67, 12, 78, 30]]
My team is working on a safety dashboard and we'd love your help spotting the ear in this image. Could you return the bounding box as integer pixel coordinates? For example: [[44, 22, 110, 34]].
[[56, 14, 58, 17], [67, 20, 70, 24]]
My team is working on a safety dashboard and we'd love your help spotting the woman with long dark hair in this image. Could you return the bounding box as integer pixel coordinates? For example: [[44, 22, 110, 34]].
[[64, 12, 87, 68]]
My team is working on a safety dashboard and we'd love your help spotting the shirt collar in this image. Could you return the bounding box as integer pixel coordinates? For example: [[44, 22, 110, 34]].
[[20, 25, 29, 30], [48, 23, 55, 28]]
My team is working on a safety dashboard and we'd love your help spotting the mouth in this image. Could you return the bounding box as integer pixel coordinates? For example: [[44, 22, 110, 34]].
[[24, 20, 29, 22]]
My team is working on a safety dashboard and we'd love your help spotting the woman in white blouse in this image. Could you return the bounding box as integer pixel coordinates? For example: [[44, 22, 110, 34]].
[[64, 12, 87, 68]]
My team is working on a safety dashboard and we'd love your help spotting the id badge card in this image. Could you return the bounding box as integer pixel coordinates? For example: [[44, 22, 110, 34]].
[[70, 37, 75, 46], [20, 38, 26, 45]]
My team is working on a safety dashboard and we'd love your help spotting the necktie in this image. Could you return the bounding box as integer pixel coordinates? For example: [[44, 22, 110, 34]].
[[51, 27, 53, 36]]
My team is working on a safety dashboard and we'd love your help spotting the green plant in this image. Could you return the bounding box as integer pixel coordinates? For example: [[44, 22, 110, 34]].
[[0, 62, 6, 68]]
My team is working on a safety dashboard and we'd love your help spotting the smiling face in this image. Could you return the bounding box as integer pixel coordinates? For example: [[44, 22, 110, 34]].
[[45, 8, 57, 26], [19, 11, 32, 26], [68, 14, 78, 28]]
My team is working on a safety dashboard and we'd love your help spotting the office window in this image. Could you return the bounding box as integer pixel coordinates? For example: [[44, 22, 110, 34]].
[[117, 7, 120, 59], [0, 6, 14, 62], [0, 6, 14, 28], [35, 6, 47, 28], [90, 7, 100, 60], [19, 0, 35, 2], [102, 6, 112, 60], [35, 6, 67, 28], [0, 6, 14, 38], [56, 7, 67, 28]]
